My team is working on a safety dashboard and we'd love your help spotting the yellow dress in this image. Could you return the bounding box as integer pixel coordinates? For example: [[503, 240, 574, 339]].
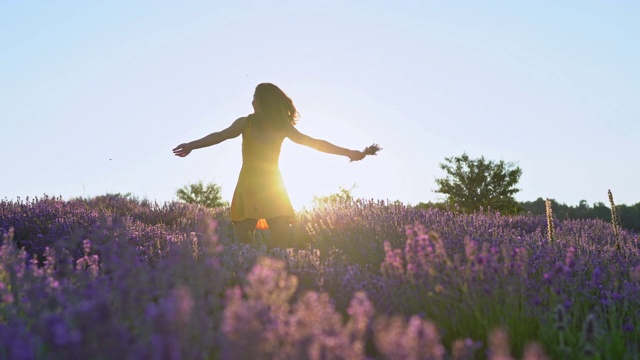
[[230, 116, 295, 223]]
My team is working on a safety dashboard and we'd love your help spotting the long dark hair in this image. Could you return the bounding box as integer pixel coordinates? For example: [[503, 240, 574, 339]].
[[253, 83, 299, 128]]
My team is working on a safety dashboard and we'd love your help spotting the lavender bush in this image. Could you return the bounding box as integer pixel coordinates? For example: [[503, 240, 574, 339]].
[[1, 195, 639, 359]]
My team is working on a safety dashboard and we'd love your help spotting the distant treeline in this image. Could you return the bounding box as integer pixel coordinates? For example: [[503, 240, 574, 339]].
[[415, 198, 640, 233]]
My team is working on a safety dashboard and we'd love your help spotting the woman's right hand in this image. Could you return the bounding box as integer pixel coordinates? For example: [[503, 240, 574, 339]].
[[172, 143, 193, 157], [348, 150, 366, 162]]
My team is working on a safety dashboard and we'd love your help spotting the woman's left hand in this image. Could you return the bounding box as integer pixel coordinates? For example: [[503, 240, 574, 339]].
[[173, 143, 193, 157]]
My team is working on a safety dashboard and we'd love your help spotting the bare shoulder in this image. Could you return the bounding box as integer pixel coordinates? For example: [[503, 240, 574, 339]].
[[283, 124, 300, 138], [220, 116, 248, 139], [285, 125, 313, 145], [232, 116, 252, 130], [233, 116, 249, 127]]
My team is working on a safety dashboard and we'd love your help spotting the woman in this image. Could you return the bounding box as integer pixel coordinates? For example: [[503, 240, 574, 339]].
[[173, 83, 367, 248]]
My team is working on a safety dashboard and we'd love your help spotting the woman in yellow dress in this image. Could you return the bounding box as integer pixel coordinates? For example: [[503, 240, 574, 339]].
[[173, 83, 367, 248]]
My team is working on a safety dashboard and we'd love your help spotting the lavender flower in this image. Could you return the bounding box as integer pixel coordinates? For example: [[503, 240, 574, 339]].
[[362, 143, 382, 156], [487, 328, 513, 360]]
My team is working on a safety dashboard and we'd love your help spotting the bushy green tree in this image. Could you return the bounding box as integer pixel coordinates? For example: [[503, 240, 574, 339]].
[[414, 201, 449, 211], [176, 181, 228, 208], [434, 153, 522, 214], [313, 185, 356, 206]]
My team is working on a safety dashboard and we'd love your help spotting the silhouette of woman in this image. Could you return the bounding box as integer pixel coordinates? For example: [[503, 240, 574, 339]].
[[173, 83, 367, 248]]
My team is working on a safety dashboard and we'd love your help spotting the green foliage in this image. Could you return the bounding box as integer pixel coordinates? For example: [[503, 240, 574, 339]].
[[434, 153, 522, 214], [176, 181, 228, 209], [420, 195, 640, 233], [312, 184, 356, 206], [521, 197, 640, 233], [413, 201, 449, 211]]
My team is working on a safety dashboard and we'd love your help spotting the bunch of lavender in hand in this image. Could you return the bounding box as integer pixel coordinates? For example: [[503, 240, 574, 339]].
[[350, 143, 382, 162], [363, 143, 382, 156]]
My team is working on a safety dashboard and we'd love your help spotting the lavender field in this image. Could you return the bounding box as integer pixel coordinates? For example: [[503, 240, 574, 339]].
[[1, 195, 639, 359]]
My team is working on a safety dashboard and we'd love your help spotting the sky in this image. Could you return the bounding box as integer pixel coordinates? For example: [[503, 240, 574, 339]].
[[2, 1, 639, 210]]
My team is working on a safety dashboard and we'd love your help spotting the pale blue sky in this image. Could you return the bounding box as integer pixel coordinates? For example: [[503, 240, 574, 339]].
[[2, 1, 639, 209]]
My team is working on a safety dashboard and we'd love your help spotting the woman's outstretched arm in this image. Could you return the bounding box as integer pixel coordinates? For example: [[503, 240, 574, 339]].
[[173, 117, 246, 157], [286, 126, 365, 161]]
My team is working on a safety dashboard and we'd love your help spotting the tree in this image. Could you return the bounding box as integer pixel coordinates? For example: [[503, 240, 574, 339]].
[[176, 181, 228, 208], [312, 185, 356, 206], [414, 201, 449, 211], [434, 153, 522, 214]]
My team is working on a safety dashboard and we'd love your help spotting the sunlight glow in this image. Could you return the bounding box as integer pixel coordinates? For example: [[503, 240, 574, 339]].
[[280, 142, 358, 210]]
